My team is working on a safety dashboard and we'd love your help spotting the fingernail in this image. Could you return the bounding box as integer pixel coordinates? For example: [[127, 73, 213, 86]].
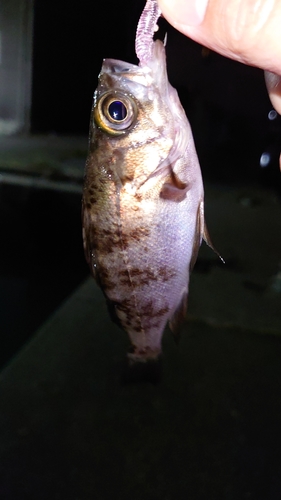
[[180, 0, 209, 25], [160, 0, 209, 26]]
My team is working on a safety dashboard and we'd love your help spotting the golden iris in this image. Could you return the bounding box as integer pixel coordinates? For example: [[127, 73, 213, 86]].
[[94, 91, 138, 136]]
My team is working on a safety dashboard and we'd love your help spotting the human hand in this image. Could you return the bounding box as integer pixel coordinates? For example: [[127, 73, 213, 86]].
[[158, 0, 281, 113]]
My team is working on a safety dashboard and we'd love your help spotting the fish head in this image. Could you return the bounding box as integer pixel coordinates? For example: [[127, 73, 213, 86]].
[[89, 39, 191, 189]]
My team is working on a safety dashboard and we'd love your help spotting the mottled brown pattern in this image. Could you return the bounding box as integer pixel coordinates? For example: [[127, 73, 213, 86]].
[[129, 226, 150, 241], [116, 298, 132, 312], [96, 266, 116, 290], [129, 268, 143, 277], [158, 266, 177, 282], [134, 193, 143, 202], [139, 300, 169, 320], [107, 226, 151, 251], [132, 325, 142, 333], [118, 269, 130, 277], [116, 266, 176, 288], [90, 233, 116, 254], [116, 299, 136, 324], [119, 278, 132, 286]]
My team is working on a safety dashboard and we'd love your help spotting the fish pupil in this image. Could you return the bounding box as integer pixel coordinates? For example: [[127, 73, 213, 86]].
[[108, 100, 127, 121]]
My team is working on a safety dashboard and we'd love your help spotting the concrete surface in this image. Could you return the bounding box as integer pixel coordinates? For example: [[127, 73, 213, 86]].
[[0, 135, 281, 499], [0, 276, 281, 500], [0, 134, 87, 183]]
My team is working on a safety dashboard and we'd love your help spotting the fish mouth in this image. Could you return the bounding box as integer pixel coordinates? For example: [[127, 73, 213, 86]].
[[102, 58, 142, 75], [100, 40, 168, 93], [100, 58, 151, 89]]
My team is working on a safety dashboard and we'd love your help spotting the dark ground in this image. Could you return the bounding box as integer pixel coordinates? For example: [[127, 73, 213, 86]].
[[0, 136, 281, 499], [0, 278, 281, 500]]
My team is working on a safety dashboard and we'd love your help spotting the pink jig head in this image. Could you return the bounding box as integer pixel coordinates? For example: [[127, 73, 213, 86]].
[[135, 0, 161, 65]]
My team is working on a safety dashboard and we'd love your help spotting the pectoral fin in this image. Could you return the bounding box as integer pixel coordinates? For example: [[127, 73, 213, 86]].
[[160, 170, 189, 202]]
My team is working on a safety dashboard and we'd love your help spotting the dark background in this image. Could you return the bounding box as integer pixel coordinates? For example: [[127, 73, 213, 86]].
[[31, 0, 281, 187], [1, 4, 281, 498], [31, 0, 139, 134]]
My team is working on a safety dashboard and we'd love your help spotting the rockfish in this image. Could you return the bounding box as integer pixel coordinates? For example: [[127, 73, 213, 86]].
[[82, 0, 218, 363]]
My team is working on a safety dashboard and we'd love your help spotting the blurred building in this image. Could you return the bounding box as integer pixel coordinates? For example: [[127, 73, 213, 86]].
[[0, 0, 33, 134]]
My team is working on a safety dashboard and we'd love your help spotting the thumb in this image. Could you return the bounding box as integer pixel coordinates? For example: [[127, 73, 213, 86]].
[[158, 0, 281, 113], [265, 71, 281, 115], [158, 0, 281, 74]]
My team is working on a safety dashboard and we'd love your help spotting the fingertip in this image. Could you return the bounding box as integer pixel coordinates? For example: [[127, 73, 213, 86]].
[[265, 71, 281, 115], [158, 0, 208, 27]]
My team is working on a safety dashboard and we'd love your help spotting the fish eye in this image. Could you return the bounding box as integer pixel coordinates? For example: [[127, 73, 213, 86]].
[[94, 91, 137, 136], [108, 100, 127, 121]]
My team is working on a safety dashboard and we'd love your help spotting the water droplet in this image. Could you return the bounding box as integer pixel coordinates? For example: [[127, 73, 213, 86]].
[[268, 109, 277, 121], [260, 152, 271, 167]]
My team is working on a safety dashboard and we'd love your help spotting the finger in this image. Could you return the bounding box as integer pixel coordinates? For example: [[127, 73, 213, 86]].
[[158, 0, 281, 74], [265, 71, 281, 114]]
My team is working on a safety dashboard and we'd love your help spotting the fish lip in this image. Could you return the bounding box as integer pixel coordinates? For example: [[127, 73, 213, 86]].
[[102, 58, 143, 75]]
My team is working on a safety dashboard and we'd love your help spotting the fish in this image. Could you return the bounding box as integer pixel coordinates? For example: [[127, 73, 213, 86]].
[[82, 0, 219, 364]]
